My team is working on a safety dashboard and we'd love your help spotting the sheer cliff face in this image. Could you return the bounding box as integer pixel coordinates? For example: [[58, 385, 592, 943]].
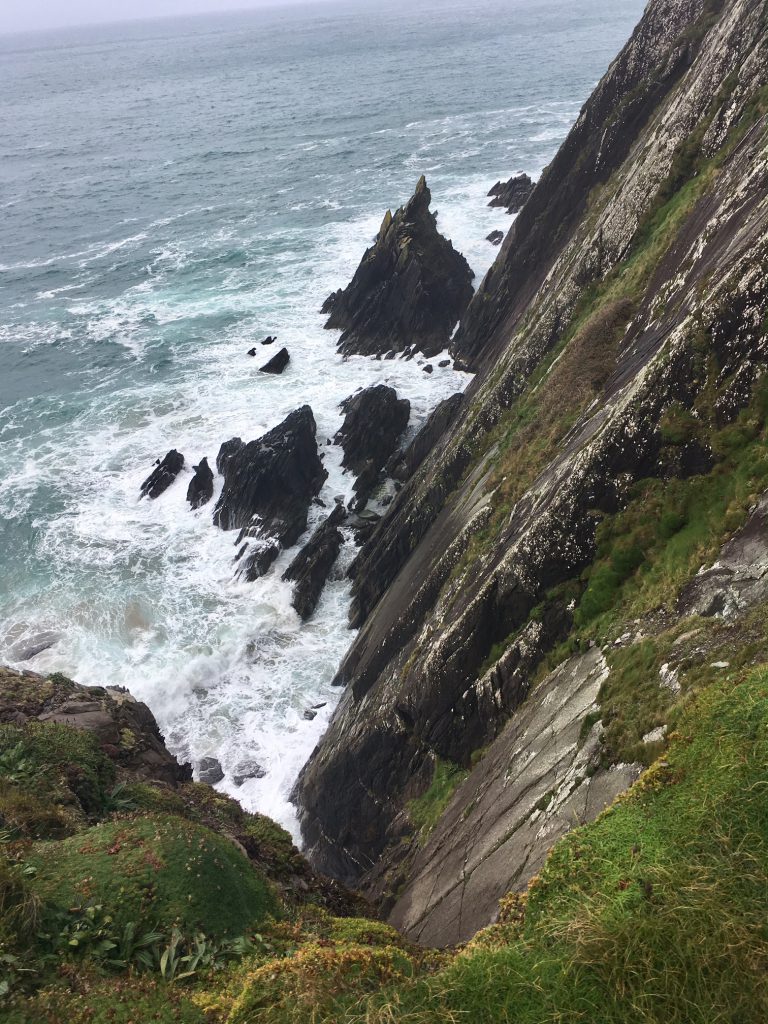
[[296, 0, 768, 942]]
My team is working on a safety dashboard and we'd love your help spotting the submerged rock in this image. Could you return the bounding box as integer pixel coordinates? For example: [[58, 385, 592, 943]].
[[334, 385, 410, 510], [139, 449, 184, 499], [186, 457, 214, 509], [322, 176, 474, 358], [283, 503, 346, 620], [212, 406, 327, 580], [260, 347, 290, 374], [487, 173, 535, 213]]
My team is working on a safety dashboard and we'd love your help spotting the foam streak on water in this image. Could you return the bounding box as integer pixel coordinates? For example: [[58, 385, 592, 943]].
[[0, 0, 645, 838]]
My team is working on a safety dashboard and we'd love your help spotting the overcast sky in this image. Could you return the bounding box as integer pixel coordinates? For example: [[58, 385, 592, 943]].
[[0, 0, 335, 35]]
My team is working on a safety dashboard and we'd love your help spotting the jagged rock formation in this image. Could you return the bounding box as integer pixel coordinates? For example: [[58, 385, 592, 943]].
[[322, 176, 474, 358], [139, 449, 184, 499], [186, 456, 214, 509], [334, 385, 410, 510], [260, 347, 290, 374], [486, 229, 504, 246], [283, 502, 346, 619], [213, 407, 327, 580], [487, 172, 535, 213], [296, 0, 768, 940]]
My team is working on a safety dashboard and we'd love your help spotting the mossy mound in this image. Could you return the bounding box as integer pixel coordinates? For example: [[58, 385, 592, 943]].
[[26, 813, 276, 938]]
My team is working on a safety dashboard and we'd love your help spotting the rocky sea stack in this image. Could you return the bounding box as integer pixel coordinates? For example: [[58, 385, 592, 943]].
[[321, 175, 474, 358], [213, 406, 327, 580]]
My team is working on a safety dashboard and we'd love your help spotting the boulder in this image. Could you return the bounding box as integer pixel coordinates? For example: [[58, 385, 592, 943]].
[[283, 503, 346, 620], [322, 176, 474, 358], [233, 760, 267, 786], [139, 450, 184, 499], [259, 347, 290, 374], [198, 756, 224, 784], [487, 173, 535, 214], [212, 406, 327, 580], [486, 230, 504, 246], [186, 457, 214, 509], [334, 385, 410, 510]]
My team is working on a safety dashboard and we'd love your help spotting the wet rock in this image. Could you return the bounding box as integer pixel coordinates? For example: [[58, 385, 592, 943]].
[[216, 437, 244, 475], [387, 393, 464, 483], [334, 385, 410, 510], [247, 347, 257, 356], [213, 406, 327, 580], [7, 628, 60, 662], [198, 756, 225, 784], [139, 449, 184, 499], [487, 173, 535, 213], [186, 457, 214, 509], [303, 708, 318, 721], [438, 359, 451, 368], [283, 503, 346, 620], [322, 176, 474, 358], [261, 335, 277, 345], [233, 760, 266, 786], [259, 347, 290, 374], [486, 229, 504, 245], [422, 364, 433, 374]]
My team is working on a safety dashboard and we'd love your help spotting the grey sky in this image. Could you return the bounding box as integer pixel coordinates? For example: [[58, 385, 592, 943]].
[[0, 0, 334, 36]]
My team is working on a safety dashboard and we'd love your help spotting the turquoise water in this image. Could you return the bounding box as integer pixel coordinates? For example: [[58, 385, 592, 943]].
[[0, 0, 644, 834]]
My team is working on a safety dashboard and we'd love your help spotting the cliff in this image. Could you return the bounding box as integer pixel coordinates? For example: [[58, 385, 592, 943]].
[[5, 0, 768, 1020], [296, 0, 768, 942]]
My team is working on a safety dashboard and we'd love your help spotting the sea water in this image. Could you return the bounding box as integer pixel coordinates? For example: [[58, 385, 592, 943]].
[[0, 0, 644, 837]]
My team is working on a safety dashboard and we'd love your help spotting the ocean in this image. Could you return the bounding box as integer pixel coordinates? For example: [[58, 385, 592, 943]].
[[0, 0, 644, 837]]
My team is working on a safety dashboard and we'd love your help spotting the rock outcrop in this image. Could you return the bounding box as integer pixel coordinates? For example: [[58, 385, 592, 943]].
[[296, 0, 768, 932], [260, 347, 290, 374], [187, 457, 214, 509], [139, 449, 184, 499], [486, 230, 504, 246], [0, 665, 190, 786], [213, 407, 327, 580], [386, 393, 464, 483], [334, 385, 410, 510], [487, 172, 535, 213], [322, 176, 474, 358], [283, 502, 346, 619]]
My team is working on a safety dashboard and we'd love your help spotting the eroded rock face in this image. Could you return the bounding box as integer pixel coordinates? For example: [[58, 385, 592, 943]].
[[335, 385, 410, 510], [0, 666, 190, 786], [322, 176, 474, 358], [296, 0, 768, 919], [487, 173, 535, 213], [388, 651, 641, 946], [679, 493, 768, 618], [213, 406, 327, 580], [282, 503, 346, 620], [187, 457, 214, 509], [387, 393, 464, 483], [140, 450, 184, 499]]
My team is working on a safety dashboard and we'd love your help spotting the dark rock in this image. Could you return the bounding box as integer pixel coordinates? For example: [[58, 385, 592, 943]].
[[303, 709, 318, 721], [186, 457, 214, 509], [260, 347, 290, 374], [322, 176, 474, 358], [486, 230, 504, 246], [261, 335, 277, 346], [387, 394, 464, 483], [283, 503, 346, 620], [247, 347, 257, 356], [216, 437, 244, 475], [438, 359, 451, 368], [487, 173, 535, 214], [334, 385, 410, 510], [212, 406, 327, 580], [423, 364, 433, 374], [233, 760, 267, 786], [198, 756, 224, 784], [139, 450, 184, 499]]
